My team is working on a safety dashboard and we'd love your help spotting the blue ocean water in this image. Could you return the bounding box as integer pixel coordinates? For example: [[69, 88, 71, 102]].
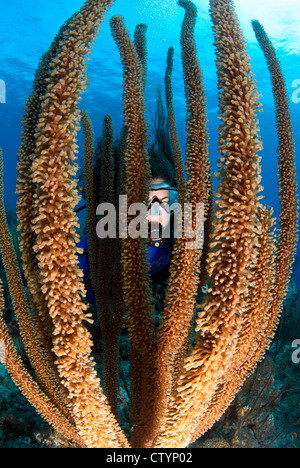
[[0, 0, 299, 285]]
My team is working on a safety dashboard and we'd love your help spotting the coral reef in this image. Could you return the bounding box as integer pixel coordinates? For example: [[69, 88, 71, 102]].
[[0, 0, 298, 449]]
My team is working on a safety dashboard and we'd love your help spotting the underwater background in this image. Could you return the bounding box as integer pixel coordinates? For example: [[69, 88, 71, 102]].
[[0, 0, 299, 448]]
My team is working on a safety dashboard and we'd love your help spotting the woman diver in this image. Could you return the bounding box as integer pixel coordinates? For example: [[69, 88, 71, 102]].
[[77, 156, 178, 307], [77, 89, 179, 307]]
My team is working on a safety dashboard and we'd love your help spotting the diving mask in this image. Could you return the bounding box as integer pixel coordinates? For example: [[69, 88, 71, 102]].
[[148, 182, 178, 248]]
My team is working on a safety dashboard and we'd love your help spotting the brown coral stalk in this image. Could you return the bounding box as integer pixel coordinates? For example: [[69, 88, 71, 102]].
[[134, 23, 148, 93], [110, 14, 160, 447], [15, 17, 79, 393], [16, 16, 76, 336], [81, 109, 98, 292], [97, 114, 120, 418], [0, 149, 70, 421], [179, 0, 211, 209], [0, 275, 84, 446], [251, 19, 299, 322], [154, 0, 264, 447], [148, 0, 210, 447], [23, 0, 129, 448], [191, 205, 276, 441], [164, 46, 186, 205]]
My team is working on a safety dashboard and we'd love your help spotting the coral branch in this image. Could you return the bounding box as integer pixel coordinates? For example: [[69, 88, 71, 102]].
[[154, 0, 264, 447], [0, 149, 70, 421], [164, 46, 186, 204], [149, 0, 211, 448], [81, 109, 98, 292], [15, 0, 129, 448], [0, 275, 84, 446], [97, 114, 120, 418], [251, 19, 299, 318], [110, 15, 157, 446], [134, 23, 148, 92]]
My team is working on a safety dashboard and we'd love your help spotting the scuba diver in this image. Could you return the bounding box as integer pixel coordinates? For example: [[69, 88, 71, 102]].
[[77, 88, 178, 307], [77, 170, 178, 308], [147, 177, 178, 277]]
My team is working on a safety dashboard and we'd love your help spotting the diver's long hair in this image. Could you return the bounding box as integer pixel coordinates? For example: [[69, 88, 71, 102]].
[[149, 87, 176, 187], [78, 85, 177, 208]]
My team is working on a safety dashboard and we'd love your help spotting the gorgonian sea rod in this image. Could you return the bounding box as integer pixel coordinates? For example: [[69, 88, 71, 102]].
[[0, 0, 298, 449]]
